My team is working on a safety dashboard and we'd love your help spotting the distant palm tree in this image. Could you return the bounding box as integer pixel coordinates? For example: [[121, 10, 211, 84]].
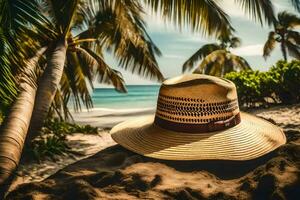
[[263, 11, 300, 61], [193, 50, 250, 77], [183, 32, 250, 77]]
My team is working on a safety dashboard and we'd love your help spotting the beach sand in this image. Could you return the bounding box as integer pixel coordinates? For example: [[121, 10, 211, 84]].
[[7, 105, 300, 199]]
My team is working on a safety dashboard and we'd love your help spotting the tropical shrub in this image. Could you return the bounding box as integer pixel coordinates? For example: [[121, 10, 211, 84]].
[[43, 118, 98, 136], [26, 118, 98, 161], [29, 135, 69, 161], [225, 70, 265, 106], [225, 60, 300, 107], [269, 60, 300, 104]]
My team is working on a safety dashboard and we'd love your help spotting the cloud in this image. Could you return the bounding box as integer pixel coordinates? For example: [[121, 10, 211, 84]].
[[273, 0, 296, 13], [163, 54, 185, 59], [218, 0, 248, 18], [176, 35, 210, 43], [231, 44, 264, 56]]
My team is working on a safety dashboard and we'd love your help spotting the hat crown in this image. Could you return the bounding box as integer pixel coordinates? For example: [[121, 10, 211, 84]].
[[155, 74, 240, 126]]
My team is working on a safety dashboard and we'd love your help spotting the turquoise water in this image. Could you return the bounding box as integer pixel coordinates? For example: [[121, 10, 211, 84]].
[[92, 85, 160, 109]]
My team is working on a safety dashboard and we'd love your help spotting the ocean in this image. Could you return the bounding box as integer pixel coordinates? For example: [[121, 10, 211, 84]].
[[91, 85, 160, 109], [72, 85, 160, 127]]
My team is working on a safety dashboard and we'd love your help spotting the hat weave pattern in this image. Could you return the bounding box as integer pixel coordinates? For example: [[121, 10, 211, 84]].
[[156, 95, 239, 124]]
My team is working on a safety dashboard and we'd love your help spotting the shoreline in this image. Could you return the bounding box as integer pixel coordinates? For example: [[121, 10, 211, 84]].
[[71, 107, 156, 128]]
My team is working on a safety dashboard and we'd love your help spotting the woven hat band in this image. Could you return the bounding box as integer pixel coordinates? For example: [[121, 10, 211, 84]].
[[154, 113, 241, 133], [155, 94, 239, 123]]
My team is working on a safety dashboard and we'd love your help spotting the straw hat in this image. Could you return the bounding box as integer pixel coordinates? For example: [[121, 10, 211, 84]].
[[111, 74, 286, 161]]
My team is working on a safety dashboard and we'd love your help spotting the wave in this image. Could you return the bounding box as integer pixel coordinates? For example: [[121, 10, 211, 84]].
[[70, 107, 155, 113]]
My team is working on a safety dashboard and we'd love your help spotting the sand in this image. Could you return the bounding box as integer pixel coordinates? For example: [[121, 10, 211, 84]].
[[6, 105, 300, 199], [10, 131, 115, 191]]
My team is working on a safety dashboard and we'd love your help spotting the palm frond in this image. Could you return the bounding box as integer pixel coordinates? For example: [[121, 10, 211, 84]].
[[0, 28, 5, 54], [182, 43, 221, 72], [76, 51, 94, 88], [65, 52, 93, 111], [63, 0, 80, 37], [58, 71, 74, 119], [50, 88, 73, 121], [40, 0, 84, 35], [0, 42, 17, 109], [230, 54, 251, 70], [76, 47, 127, 93], [1, 0, 56, 37], [278, 11, 300, 28], [287, 30, 300, 45], [230, 37, 242, 48], [0, 0, 56, 79], [78, 0, 164, 81], [144, 0, 231, 36], [290, 0, 300, 12], [286, 40, 300, 59], [263, 31, 276, 59], [235, 0, 276, 25], [74, 0, 97, 28], [0, 11, 48, 109]]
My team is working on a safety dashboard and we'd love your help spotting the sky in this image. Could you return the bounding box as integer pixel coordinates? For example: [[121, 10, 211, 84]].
[[96, 0, 298, 86]]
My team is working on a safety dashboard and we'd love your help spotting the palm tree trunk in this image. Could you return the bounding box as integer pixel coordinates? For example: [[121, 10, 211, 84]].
[[0, 49, 45, 197], [281, 39, 287, 61], [27, 39, 67, 141]]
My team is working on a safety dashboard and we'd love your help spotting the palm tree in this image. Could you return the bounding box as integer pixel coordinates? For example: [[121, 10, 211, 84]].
[[26, 0, 166, 141], [193, 50, 250, 76], [0, 0, 49, 194], [263, 11, 300, 61], [0, 51, 44, 196], [183, 32, 250, 76]]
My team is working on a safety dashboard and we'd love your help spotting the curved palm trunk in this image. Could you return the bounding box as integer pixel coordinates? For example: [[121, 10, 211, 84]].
[[0, 82, 36, 197], [0, 49, 45, 197], [28, 39, 67, 141]]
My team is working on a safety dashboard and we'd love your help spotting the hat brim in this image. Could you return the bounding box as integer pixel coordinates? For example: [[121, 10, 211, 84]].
[[110, 112, 286, 161]]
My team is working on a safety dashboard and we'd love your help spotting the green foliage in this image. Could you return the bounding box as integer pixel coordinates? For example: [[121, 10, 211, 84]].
[[269, 60, 300, 103], [27, 118, 98, 161], [43, 118, 98, 135], [225, 60, 300, 107], [29, 135, 69, 161]]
